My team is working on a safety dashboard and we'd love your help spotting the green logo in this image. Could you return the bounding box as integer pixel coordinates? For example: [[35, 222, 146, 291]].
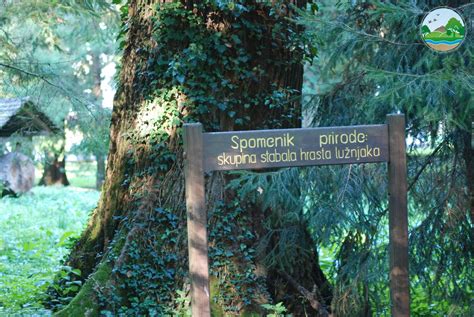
[[421, 7, 466, 52]]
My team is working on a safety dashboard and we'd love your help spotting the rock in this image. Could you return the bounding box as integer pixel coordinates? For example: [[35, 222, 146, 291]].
[[0, 152, 35, 194]]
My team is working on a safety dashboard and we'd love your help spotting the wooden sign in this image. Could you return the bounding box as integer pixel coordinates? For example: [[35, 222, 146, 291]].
[[183, 114, 410, 317], [203, 125, 388, 172]]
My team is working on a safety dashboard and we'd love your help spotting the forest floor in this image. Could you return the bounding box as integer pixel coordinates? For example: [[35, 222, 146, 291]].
[[0, 186, 99, 316]]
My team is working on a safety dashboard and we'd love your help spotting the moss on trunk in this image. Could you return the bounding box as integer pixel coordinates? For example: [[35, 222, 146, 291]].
[[54, 262, 112, 317]]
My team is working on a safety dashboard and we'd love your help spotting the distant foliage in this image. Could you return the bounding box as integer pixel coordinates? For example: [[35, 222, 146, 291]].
[[0, 0, 118, 169]]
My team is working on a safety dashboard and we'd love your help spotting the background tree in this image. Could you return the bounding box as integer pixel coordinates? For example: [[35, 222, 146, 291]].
[[61, 13, 118, 190], [0, 2, 71, 184], [300, 0, 472, 315], [50, 1, 333, 315], [0, 0, 117, 187]]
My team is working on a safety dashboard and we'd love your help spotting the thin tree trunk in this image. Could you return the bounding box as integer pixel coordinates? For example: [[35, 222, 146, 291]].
[[461, 122, 473, 224], [39, 140, 69, 186], [95, 153, 105, 190], [91, 53, 106, 191]]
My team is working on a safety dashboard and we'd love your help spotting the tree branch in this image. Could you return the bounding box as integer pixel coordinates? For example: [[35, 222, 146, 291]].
[[0, 62, 97, 119], [408, 140, 447, 192], [279, 270, 331, 317]]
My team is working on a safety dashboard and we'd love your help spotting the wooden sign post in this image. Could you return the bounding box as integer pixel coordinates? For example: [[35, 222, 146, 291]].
[[183, 114, 409, 316], [183, 123, 210, 316], [387, 115, 410, 317]]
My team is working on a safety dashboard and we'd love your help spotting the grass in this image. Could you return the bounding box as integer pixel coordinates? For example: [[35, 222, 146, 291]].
[[65, 161, 97, 189], [0, 186, 99, 316]]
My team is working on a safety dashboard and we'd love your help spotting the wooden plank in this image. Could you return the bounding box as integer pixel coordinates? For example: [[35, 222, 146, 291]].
[[387, 114, 410, 317], [183, 123, 211, 317], [203, 124, 389, 172]]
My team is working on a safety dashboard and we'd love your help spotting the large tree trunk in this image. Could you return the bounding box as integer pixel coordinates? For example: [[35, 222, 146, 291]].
[[52, 1, 330, 315]]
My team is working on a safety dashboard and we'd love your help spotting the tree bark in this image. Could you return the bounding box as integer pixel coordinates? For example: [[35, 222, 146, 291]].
[[95, 153, 105, 190], [460, 120, 473, 224], [39, 140, 70, 186], [91, 53, 106, 191], [53, 1, 329, 315]]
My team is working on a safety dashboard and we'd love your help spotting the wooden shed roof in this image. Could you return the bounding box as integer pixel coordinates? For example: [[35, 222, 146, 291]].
[[0, 98, 59, 137]]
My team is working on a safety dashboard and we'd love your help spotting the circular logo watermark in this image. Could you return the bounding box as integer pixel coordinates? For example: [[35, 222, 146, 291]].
[[421, 7, 466, 52]]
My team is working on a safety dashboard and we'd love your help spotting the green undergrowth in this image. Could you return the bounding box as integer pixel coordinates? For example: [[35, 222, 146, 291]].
[[0, 186, 99, 315]]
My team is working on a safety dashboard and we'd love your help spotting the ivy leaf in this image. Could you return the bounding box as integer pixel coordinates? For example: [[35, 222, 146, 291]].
[[231, 34, 241, 45], [176, 74, 185, 84]]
